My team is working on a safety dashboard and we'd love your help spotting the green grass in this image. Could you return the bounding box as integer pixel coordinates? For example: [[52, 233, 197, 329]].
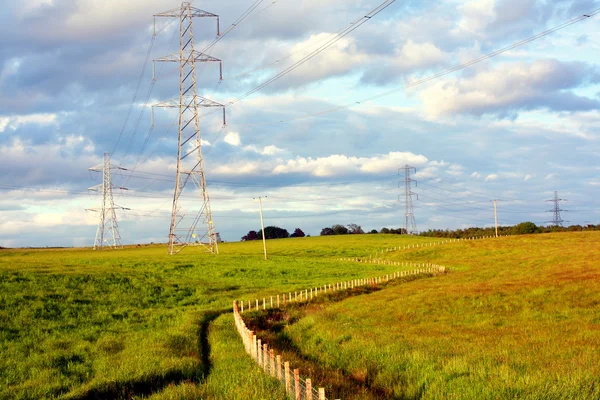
[[282, 232, 600, 399], [0, 234, 436, 399]]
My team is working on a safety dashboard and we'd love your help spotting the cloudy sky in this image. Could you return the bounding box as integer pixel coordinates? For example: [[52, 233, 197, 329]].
[[1, 0, 600, 247]]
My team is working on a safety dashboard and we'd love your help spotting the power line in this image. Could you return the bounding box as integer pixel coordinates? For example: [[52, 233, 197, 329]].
[[237, 8, 600, 127], [227, 0, 396, 105]]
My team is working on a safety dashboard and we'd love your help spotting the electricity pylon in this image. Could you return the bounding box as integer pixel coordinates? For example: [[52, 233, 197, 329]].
[[546, 191, 567, 226], [88, 152, 127, 250], [399, 165, 418, 234], [153, 2, 226, 255]]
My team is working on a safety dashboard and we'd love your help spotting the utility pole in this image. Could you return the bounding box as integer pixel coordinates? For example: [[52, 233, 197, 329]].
[[398, 165, 418, 234], [492, 199, 499, 237], [153, 2, 226, 255], [254, 196, 268, 260], [546, 191, 567, 227], [88, 153, 128, 250]]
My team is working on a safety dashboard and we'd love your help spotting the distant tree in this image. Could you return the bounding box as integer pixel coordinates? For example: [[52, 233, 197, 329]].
[[380, 227, 390, 234], [513, 222, 539, 235], [320, 227, 335, 236], [332, 224, 349, 235], [369, 229, 378, 234], [347, 223, 364, 234], [258, 226, 289, 240], [241, 230, 259, 241], [291, 228, 306, 238]]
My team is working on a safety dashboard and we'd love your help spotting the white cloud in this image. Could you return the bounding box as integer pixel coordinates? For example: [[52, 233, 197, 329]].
[[471, 172, 482, 179], [0, 113, 58, 133], [396, 40, 448, 72], [484, 174, 498, 182], [545, 173, 556, 180], [274, 33, 367, 87], [243, 144, 285, 156], [524, 174, 533, 181], [273, 152, 428, 177], [223, 132, 241, 146], [447, 164, 465, 176], [420, 59, 599, 118], [456, 0, 496, 35]]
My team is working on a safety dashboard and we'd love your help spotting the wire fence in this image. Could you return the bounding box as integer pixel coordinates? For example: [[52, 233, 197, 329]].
[[365, 235, 504, 260], [233, 265, 448, 399], [233, 301, 327, 399]]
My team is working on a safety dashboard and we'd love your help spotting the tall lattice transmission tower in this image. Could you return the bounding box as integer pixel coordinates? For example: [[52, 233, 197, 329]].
[[88, 153, 126, 250], [399, 165, 418, 234], [153, 3, 226, 255], [546, 191, 567, 227]]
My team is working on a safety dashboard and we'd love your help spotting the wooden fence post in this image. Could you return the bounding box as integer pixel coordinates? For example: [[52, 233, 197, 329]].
[[263, 343, 269, 372], [319, 387, 326, 400], [270, 349, 275, 376], [306, 378, 312, 398], [276, 355, 282, 380], [271, 296, 273, 308], [294, 369, 300, 400], [251, 332, 256, 359], [257, 339, 262, 365], [285, 362, 291, 393], [241, 300, 244, 313], [277, 294, 280, 307], [263, 298, 266, 310]]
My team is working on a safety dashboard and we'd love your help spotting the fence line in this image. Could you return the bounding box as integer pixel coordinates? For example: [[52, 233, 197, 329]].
[[232, 266, 447, 398], [237, 265, 447, 314], [365, 235, 505, 259], [233, 301, 327, 400]]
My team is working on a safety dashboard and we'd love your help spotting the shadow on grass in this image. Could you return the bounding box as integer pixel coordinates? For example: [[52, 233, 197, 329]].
[[245, 275, 434, 400], [71, 308, 230, 400]]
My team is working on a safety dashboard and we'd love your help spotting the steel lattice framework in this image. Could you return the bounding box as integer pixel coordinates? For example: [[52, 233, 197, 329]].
[[399, 165, 418, 234], [153, 2, 225, 255], [546, 191, 567, 227], [88, 153, 125, 250]]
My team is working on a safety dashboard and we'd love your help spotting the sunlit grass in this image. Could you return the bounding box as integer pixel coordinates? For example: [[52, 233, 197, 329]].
[[284, 232, 600, 399], [0, 234, 436, 399]]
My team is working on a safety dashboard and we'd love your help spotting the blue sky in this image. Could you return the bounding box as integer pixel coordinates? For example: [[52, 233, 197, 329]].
[[1, 0, 599, 247]]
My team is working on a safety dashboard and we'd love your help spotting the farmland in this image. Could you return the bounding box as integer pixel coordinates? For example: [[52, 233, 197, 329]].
[[0, 234, 434, 399], [276, 232, 600, 399], [2, 232, 599, 399]]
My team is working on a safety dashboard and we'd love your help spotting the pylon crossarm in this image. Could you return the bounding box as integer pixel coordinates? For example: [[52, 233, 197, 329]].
[[154, 7, 218, 19], [155, 50, 221, 63], [153, 96, 224, 108]]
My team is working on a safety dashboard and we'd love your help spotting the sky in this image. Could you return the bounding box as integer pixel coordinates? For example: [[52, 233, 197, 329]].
[[1, 0, 600, 247]]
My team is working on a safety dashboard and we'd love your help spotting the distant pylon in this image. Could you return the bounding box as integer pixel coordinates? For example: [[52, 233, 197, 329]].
[[88, 153, 127, 250], [546, 191, 567, 226], [399, 165, 418, 234], [153, 2, 226, 255]]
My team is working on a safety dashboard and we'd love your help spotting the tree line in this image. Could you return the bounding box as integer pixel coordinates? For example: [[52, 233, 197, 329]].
[[418, 222, 600, 238], [241, 226, 305, 241]]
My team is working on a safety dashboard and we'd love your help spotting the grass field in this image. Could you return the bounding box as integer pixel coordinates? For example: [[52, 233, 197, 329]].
[[3, 232, 599, 399], [278, 232, 600, 399], [0, 234, 437, 399]]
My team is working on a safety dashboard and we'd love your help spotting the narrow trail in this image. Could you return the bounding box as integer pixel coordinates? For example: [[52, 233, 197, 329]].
[[71, 309, 229, 400]]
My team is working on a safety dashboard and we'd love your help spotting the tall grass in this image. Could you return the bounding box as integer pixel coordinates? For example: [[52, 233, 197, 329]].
[[0, 235, 435, 399], [284, 232, 600, 399]]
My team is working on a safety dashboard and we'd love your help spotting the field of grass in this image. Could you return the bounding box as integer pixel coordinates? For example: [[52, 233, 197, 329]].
[[280, 232, 600, 399], [0, 234, 438, 399]]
